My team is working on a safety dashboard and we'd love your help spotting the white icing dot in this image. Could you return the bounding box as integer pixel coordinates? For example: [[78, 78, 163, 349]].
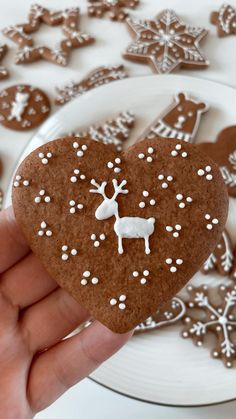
[[186, 197, 192, 202], [140, 278, 147, 285], [23, 180, 29, 186], [71, 249, 77, 255], [179, 203, 185, 208], [150, 199, 156, 206], [73, 142, 79, 149], [35, 197, 40, 203], [148, 147, 154, 154], [212, 218, 219, 224], [81, 279, 88, 286], [82, 145, 87, 151], [74, 169, 80, 175], [170, 266, 177, 273], [94, 241, 100, 247], [77, 150, 84, 157], [115, 158, 121, 164], [38, 152, 44, 158], [83, 271, 91, 278], [91, 234, 96, 240], [38, 230, 44, 236], [62, 253, 69, 261], [42, 158, 48, 165], [110, 298, 117, 306], [182, 152, 188, 158], [139, 202, 145, 208], [143, 190, 149, 197], [176, 224, 181, 230], [176, 144, 181, 150], [70, 176, 77, 183], [77, 204, 84, 209], [92, 277, 99, 284], [119, 295, 126, 302], [166, 226, 173, 232], [62, 245, 68, 251], [14, 181, 20, 187], [158, 174, 164, 180], [166, 258, 172, 264], [176, 194, 183, 200], [16, 175, 21, 181], [70, 200, 75, 206], [119, 303, 126, 310], [47, 153, 52, 158], [114, 168, 121, 173], [143, 270, 149, 276], [107, 162, 114, 168], [171, 150, 178, 157], [205, 214, 211, 220], [173, 232, 179, 238], [39, 190, 45, 196], [133, 271, 139, 277], [167, 176, 173, 181], [207, 224, 213, 230], [198, 169, 204, 176], [46, 230, 52, 237], [162, 182, 168, 189], [206, 174, 213, 181], [138, 153, 145, 159], [80, 174, 86, 180], [100, 234, 105, 240], [147, 156, 153, 162], [70, 208, 76, 214], [45, 196, 51, 203], [41, 221, 46, 228], [206, 166, 211, 172], [176, 259, 183, 265]]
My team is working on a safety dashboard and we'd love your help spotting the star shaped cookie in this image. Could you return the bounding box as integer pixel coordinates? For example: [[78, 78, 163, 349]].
[[2, 4, 95, 66], [88, 0, 139, 21], [123, 9, 209, 74]]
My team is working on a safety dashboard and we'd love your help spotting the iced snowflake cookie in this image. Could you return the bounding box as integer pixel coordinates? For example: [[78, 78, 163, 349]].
[[88, 0, 139, 21], [182, 284, 236, 368], [123, 9, 209, 74], [198, 126, 236, 198], [12, 137, 228, 333], [0, 85, 50, 131], [135, 296, 186, 333], [2, 4, 94, 66], [55, 65, 128, 105], [71, 111, 135, 151], [0, 44, 9, 80], [138, 93, 208, 144], [202, 229, 234, 277], [211, 4, 236, 37]]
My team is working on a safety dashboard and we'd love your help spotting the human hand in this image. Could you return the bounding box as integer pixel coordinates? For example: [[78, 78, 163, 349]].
[[0, 207, 132, 418]]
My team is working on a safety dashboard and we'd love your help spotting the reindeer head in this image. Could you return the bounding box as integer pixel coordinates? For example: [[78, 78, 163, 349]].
[[90, 179, 128, 220]]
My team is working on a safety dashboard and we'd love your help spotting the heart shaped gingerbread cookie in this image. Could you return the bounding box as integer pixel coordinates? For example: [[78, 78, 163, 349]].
[[12, 137, 228, 333]]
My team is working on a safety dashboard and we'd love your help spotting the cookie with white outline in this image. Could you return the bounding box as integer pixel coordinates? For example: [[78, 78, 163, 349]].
[[12, 137, 228, 333], [88, 0, 139, 21], [0, 84, 50, 131], [198, 126, 236, 197], [202, 229, 234, 276], [211, 4, 236, 37]]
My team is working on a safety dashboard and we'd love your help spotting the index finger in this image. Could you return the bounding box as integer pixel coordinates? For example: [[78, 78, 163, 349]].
[[0, 206, 30, 273]]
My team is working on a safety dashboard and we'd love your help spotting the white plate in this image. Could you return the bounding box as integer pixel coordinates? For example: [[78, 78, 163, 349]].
[[5, 75, 236, 407]]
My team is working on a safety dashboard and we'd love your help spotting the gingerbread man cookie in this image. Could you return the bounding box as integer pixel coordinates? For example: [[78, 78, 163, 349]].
[[138, 93, 208, 144], [211, 4, 236, 37], [55, 65, 128, 106], [202, 229, 234, 277], [0, 44, 9, 81], [123, 9, 209, 74], [0, 85, 50, 131], [88, 0, 139, 21], [182, 284, 236, 368], [12, 136, 228, 333], [198, 126, 236, 198], [3, 4, 94, 66], [71, 111, 135, 151]]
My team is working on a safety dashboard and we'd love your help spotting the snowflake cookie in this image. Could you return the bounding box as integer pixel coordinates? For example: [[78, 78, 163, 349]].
[[2, 5, 94, 66], [182, 285, 236, 368], [123, 9, 209, 74], [88, 0, 139, 21], [211, 4, 236, 37], [202, 230, 234, 277]]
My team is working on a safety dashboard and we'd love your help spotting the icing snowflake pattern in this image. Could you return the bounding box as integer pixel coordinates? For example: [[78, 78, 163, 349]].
[[124, 9, 209, 74]]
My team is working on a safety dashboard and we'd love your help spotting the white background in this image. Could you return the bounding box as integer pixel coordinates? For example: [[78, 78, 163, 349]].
[[0, 0, 236, 418]]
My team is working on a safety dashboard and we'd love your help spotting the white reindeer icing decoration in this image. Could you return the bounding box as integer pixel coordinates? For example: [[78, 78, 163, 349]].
[[8, 92, 30, 122], [90, 179, 155, 254]]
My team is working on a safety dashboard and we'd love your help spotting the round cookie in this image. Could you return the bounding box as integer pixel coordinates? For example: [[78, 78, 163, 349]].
[[12, 137, 228, 333], [0, 85, 50, 131]]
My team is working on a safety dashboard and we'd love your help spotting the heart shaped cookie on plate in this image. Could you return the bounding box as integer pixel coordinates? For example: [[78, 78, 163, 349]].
[[12, 137, 228, 333]]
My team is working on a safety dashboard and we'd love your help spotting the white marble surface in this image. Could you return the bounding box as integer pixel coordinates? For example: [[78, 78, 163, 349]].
[[1, 0, 236, 417]]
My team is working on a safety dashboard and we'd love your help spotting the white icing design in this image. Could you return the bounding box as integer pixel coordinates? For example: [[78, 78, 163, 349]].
[[61, 245, 78, 260], [110, 294, 126, 310], [132, 270, 149, 284], [176, 193, 192, 208], [69, 200, 84, 213], [72, 141, 88, 157], [91, 233, 106, 247], [166, 258, 183, 272], [203, 231, 233, 274], [13, 175, 30, 188], [166, 224, 182, 237], [38, 221, 52, 237], [138, 146, 154, 162], [34, 189, 51, 203], [90, 179, 155, 255], [220, 166, 236, 188], [80, 271, 99, 286], [157, 174, 173, 189], [38, 152, 52, 165], [8, 92, 29, 122], [197, 165, 213, 180], [218, 4, 236, 34], [204, 214, 219, 230], [70, 168, 86, 182], [170, 143, 188, 158], [229, 151, 236, 170], [107, 157, 122, 173]]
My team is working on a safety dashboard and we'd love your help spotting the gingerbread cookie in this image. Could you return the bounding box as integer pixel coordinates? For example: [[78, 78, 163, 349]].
[[0, 85, 50, 131], [182, 284, 236, 368], [198, 126, 236, 198], [88, 0, 139, 21], [0, 44, 9, 81], [71, 111, 135, 151], [232, 247, 236, 281], [3, 5, 94, 66], [55, 65, 128, 106], [202, 229, 234, 276], [135, 296, 186, 333], [123, 9, 209, 74], [211, 4, 236, 37], [12, 137, 228, 333], [138, 93, 208, 144]]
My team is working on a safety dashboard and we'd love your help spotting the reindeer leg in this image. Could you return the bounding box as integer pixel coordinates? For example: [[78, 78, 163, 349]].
[[145, 236, 150, 255], [118, 235, 123, 254]]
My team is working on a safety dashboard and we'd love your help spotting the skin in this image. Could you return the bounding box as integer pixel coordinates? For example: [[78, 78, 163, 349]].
[[0, 207, 132, 418]]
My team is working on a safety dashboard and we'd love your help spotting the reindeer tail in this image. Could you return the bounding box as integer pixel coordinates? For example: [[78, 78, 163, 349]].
[[148, 217, 155, 224]]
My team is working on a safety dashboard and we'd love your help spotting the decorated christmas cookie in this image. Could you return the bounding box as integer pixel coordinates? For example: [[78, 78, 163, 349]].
[[232, 248, 236, 281], [2, 4, 94, 66], [0, 44, 9, 80], [88, 0, 139, 21], [138, 93, 208, 144], [198, 126, 236, 198], [0, 85, 50, 131], [182, 285, 236, 368], [71, 111, 135, 151], [135, 296, 186, 333], [55, 65, 128, 106], [211, 4, 236, 37], [202, 229, 234, 276], [12, 137, 228, 333], [123, 9, 209, 74]]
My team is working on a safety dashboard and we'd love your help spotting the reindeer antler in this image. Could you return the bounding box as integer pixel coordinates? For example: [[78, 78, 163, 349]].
[[90, 179, 108, 198], [111, 179, 129, 200]]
